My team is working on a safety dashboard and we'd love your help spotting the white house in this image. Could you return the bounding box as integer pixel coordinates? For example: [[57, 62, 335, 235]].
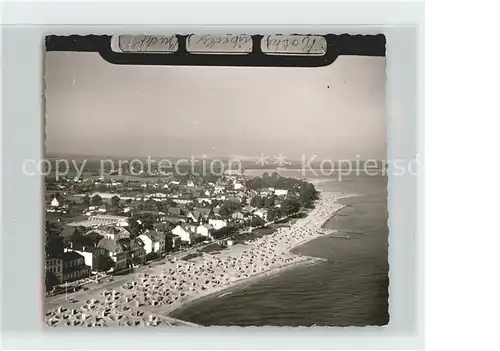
[[172, 196, 193, 205], [231, 211, 245, 221], [138, 230, 166, 256], [88, 215, 129, 227], [69, 215, 129, 228], [254, 208, 268, 220], [196, 224, 214, 239], [197, 197, 212, 205], [51, 197, 60, 207], [233, 182, 244, 190], [90, 192, 120, 199], [208, 218, 228, 230], [138, 234, 154, 255], [186, 212, 198, 222], [274, 189, 289, 196], [171, 225, 195, 244]]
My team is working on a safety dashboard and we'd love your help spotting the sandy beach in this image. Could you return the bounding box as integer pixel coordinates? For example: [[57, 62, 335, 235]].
[[45, 192, 352, 327]]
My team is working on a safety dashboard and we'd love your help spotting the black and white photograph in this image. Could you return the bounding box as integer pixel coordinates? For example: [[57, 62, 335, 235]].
[[41, 34, 391, 327]]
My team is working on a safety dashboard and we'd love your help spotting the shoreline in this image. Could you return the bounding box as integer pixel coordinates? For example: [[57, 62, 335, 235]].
[[163, 191, 356, 319], [44, 190, 355, 327], [166, 256, 324, 319]]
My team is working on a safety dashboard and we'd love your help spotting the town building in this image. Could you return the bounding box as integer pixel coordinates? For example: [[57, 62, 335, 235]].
[[68, 215, 129, 228], [60, 251, 91, 282], [165, 232, 181, 250], [274, 189, 289, 197], [51, 197, 59, 207], [45, 257, 63, 282], [196, 224, 214, 239], [171, 224, 196, 244], [197, 196, 212, 205], [129, 237, 147, 265], [208, 217, 228, 230], [254, 208, 269, 220], [172, 195, 194, 205], [138, 230, 166, 256], [97, 238, 128, 271], [231, 211, 245, 221], [92, 225, 131, 240]]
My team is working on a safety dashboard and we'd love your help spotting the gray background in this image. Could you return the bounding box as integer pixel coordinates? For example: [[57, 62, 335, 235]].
[[1, 1, 424, 350]]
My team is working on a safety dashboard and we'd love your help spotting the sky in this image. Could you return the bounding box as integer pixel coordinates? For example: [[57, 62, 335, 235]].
[[45, 52, 386, 161]]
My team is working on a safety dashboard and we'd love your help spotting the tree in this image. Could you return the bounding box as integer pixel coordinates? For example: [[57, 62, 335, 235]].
[[281, 199, 301, 216], [82, 195, 90, 207], [45, 235, 64, 258], [267, 209, 275, 222], [94, 254, 115, 272], [299, 183, 318, 206], [111, 195, 120, 207], [132, 254, 144, 266], [91, 194, 103, 207], [250, 216, 265, 227], [250, 195, 262, 208], [86, 231, 104, 244], [128, 213, 155, 236], [264, 196, 275, 208], [274, 207, 284, 219], [219, 200, 242, 216]]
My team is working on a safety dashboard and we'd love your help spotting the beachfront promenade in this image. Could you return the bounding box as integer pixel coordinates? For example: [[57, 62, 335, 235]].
[[45, 192, 347, 327]]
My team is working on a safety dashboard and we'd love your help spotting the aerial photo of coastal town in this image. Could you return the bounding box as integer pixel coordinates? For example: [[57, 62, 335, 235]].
[[43, 37, 388, 327]]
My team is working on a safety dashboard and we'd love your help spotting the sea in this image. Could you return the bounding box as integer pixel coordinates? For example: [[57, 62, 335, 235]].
[[170, 170, 389, 326]]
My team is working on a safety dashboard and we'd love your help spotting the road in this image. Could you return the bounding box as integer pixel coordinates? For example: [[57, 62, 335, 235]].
[[45, 223, 276, 312], [45, 243, 213, 312]]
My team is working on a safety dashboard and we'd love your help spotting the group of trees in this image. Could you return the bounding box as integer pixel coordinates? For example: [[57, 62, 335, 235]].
[[211, 225, 239, 240], [45, 221, 64, 258], [280, 199, 302, 216], [250, 216, 266, 227], [219, 199, 242, 216], [45, 271, 60, 291], [250, 195, 275, 208], [298, 182, 319, 208], [246, 174, 319, 209], [93, 253, 115, 272], [128, 213, 156, 236], [245, 172, 296, 190]]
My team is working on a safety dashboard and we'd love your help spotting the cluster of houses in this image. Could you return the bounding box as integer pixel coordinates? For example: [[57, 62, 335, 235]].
[[45, 222, 182, 289], [45, 172, 294, 288]]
